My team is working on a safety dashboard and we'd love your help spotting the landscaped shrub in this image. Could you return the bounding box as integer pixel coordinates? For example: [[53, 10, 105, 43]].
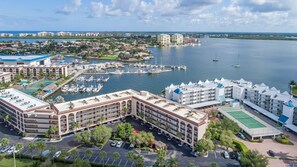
[[233, 140, 248, 153], [275, 137, 294, 145]]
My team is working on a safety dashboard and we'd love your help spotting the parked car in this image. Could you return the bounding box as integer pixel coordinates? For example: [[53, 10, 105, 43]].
[[0, 146, 10, 153], [42, 150, 50, 157], [268, 150, 275, 157], [237, 132, 246, 140], [230, 152, 241, 160], [190, 151, 198, 157], [110, 141, 117, 147], [116, 141, 123, 147], [6, 146, 15, 154], [223, 151, 230, 159], [129, 143, 135, 148], [53, 151, 61, 158]]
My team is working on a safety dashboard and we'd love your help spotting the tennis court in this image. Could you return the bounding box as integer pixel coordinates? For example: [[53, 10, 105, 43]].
[[219, 107, 281, 139]]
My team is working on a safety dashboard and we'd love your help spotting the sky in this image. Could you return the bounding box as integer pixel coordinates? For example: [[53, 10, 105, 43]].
[[0, 0, 297, 32]]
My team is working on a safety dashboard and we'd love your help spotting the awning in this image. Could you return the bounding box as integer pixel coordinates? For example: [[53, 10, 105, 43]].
[[243, 100, 279, 122], [278, 114, 289, 124]]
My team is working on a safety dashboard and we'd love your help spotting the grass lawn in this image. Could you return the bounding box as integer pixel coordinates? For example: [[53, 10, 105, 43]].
[[98, 55, 118, 60], [292, 85, 297, 96], [0, 157, 72, 167], [0, 157, 38, 167]]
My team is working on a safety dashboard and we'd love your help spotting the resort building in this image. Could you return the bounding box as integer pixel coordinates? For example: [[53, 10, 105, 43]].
[[37, 31, 54, 37], [171, 34, 184, 44], [57, 32, 72, 36], [157, 34, 171, 46], [0, 89, 208, 149], [0, 55, 51, 66], [0, 72, 13, 83], [165, 78, 297, 133], [0, 55, 68, 78]]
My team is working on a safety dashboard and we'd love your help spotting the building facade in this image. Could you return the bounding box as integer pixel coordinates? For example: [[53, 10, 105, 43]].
[[171, 34, 184, 44], [0, 55, 51, 66], [0, 72, 13, 83], [0, 89, 208, 149], [165, 78, 297, 133], [157, 34, 171, 46]]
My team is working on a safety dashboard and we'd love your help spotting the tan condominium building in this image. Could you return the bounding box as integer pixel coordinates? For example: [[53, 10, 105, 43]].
[[0, 65, 68, 78], [157, 34, 171, 46], [0, 72, 13, 83], [0, 89, 208, 149], [171, 34, 184, 44]]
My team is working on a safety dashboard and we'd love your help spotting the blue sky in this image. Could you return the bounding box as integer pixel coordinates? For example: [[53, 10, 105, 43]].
[[0, 0, 296, 32]]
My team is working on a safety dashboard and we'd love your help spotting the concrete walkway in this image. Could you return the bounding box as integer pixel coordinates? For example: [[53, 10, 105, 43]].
[[236, 134, 297, 167]]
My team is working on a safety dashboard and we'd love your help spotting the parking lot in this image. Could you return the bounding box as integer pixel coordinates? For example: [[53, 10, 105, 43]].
[[1, 117, 240, 167]]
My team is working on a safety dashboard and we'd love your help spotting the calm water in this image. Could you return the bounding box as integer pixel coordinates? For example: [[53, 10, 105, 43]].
[[47, 38, 297, 101]]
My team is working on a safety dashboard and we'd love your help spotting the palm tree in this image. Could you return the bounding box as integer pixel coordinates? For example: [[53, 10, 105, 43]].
[[70, 150, 79, 160], [85, 149, 93, 160], [15, 142, 23, 158], [122, 107, 128, 118], [48, 126, 58, 139], [127, 151, 135, 161], [71, 121, 80, 134], [36, 141, 47, 156], [28, 142, 36, 159], [112, 152, 120, 163], [86, 120, 92, 130], [99, 115, 106, 125], [176, 132, 183, 146], [166, 157, 179, 167], [3, 114, 10, 127], [99, 151, 107, 166], [289, 80, 296, 87], [49, 146, 57, 156]]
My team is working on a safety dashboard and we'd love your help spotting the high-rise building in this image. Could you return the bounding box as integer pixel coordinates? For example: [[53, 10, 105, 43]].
[[157, 34, 171, 46], [171, 34, 184, 44]]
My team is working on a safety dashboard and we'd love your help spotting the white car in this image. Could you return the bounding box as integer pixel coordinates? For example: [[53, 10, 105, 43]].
[[116, 141, 123, 147], [53, 151, 61, 158], [6, 146, 15, 154]]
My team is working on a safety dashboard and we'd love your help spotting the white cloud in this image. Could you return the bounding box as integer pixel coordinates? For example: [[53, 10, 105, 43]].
[[57, 0, 82, 15]]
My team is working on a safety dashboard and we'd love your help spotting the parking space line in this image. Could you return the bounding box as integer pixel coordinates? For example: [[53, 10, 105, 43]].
[[214, 151, 217, 158], [124, 160, 128, 167], [93, 156, 98, 163], [105, 158, 110, 165], [118, 159, 122, 166], [99, 158, 102, 164], [112, 159, 115, 165]]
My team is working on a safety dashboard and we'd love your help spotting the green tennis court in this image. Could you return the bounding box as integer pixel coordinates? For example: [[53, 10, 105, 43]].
[[227, 110, 266, 129]]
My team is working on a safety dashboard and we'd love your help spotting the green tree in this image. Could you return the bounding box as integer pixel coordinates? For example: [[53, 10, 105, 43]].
[[195, 139, 215, 154], [187, 162, 196, 167], [153, 148, 166, 167], [71, 121, 80, 133], [1, 138, 10, 146], [46, 126, 58, 139], [127, 151, 135, 161], [49, 146, 57, 156], [40, 158, 55, 167], [70, 150, 79, 159], [76, 130, 92, 145], [71, 158, 92, 167], [133, 154, 145, 167], [209, 162, 219, 167], [85, 149, 93, 159], [59, 149, 69, 162], [220, 118, 240, 134], [28, 142, 36, 159], [240, 150, 268, 167], [36, 141, 47, 155], [99, 151, 107, 160], [112, 152, 120, 161], [116, 122, 134, 141], [92, 125, 112, 146], [166, 157, 179, 167], [220, 130, 235, 150], [15, 142, 23, 153], [3, 114, 10, 126]]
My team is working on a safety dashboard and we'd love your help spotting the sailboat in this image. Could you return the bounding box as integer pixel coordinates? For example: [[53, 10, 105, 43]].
[[232, 54, 240, 68]]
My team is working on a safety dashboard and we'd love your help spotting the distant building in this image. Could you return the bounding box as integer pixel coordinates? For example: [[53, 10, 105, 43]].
[[157, 34, 171, 46], [0, 55, 51, 66], [0, 72, 13, 83], [0, 33, 13, 37], [0, 55, 68, 78], [37, 31, 54, 37], [171, 34, 184, 44], [19, 33, 36, 37], [165, 78, 297, 133], [57, 32, 72, 36]]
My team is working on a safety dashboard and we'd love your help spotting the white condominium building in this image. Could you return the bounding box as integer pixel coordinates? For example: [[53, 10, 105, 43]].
[[171, 34, 184, 44], [57, 32, 72, 36], [165, 78, 297, 133], [157, 34, 171, 46], [37, 31, 54, 37], [0, 72, 13, 83], [0, 89, 208, 149]]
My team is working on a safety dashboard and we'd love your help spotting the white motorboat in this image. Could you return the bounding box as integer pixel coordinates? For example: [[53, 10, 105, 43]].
[[109, 70, 123, 75]]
